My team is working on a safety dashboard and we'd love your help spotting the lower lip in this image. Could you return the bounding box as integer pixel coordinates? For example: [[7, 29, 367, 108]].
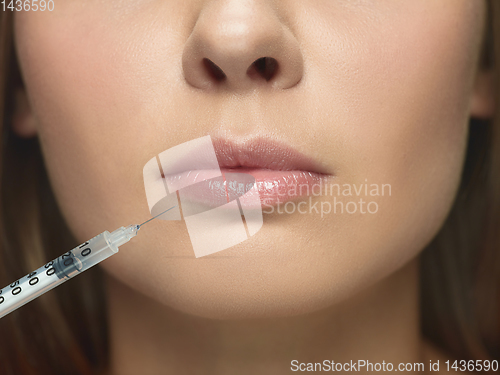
[[223, 168, 326, 206], [163, 168, 327, 210]]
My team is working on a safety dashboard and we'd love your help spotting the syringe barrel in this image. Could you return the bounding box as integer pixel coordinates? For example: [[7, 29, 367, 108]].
[[0, 230, 120, 319]]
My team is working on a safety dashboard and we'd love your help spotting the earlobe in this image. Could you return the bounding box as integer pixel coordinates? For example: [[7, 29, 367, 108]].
[[11, 88, 37, 138], [470, 69, 496, 120]]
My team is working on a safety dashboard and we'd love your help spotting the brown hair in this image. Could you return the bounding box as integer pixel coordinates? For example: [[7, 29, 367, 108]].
[[0, 2, 499, 373]]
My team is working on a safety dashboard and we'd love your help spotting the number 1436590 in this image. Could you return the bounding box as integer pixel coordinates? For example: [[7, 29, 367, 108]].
[[2, 0, 54, 11]]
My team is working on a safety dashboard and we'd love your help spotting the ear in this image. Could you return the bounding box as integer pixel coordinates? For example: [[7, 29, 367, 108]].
[[470, 68, 496, 120], [11, 88, 37, 138]]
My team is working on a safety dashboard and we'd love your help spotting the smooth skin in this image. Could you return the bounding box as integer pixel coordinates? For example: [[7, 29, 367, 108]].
[[12, 1, 495, 374]]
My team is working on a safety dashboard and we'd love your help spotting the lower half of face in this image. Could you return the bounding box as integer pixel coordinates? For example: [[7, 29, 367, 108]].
[[14, 0, 485, 318]]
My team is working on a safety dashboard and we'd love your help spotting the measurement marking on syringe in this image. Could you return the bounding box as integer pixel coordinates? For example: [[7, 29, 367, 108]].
[[28, 272, 39, 286], [0, 205, 176, 319]]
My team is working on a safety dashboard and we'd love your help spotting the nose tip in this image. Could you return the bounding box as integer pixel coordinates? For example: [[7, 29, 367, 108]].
[[182, 1, 303, 91]]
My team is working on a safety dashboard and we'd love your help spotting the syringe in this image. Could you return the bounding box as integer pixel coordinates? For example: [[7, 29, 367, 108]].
[[0, 206, 176, 319]]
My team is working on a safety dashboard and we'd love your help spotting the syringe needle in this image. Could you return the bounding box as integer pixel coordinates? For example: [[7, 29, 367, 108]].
[[138, 206, 177, 228], [0, 209, 179, 319]]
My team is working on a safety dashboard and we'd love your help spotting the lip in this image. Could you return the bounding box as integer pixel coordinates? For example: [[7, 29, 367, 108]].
[[212, 137, 329, 173], [163, 137, 332, 208]]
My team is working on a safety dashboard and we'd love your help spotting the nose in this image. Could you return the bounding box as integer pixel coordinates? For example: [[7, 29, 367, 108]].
[[182, 0, 303, 91]]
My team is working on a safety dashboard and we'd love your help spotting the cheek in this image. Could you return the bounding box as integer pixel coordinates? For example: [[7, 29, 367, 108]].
[[360, 3, 481, 242], [13, 5, 188, 238], [301, 0, 483, 250]]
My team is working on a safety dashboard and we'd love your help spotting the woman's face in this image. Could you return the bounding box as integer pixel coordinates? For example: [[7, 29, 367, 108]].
[[13, 1, 490, 318]]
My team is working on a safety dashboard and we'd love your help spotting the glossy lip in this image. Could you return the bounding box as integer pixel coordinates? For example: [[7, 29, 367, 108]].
[[163, 137, 333, 208]]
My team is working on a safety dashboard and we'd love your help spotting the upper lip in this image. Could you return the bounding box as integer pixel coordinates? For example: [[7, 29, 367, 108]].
[[212, 137, 330, 174]]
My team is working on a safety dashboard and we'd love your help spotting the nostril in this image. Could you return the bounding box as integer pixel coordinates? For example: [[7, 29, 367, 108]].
[[247, 57, 278, 81], [203, 58, 226, 82], [199, 56, 281, 86]]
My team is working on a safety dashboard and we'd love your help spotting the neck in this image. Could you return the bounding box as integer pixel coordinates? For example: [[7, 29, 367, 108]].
[[106, 259, 422, 375]]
